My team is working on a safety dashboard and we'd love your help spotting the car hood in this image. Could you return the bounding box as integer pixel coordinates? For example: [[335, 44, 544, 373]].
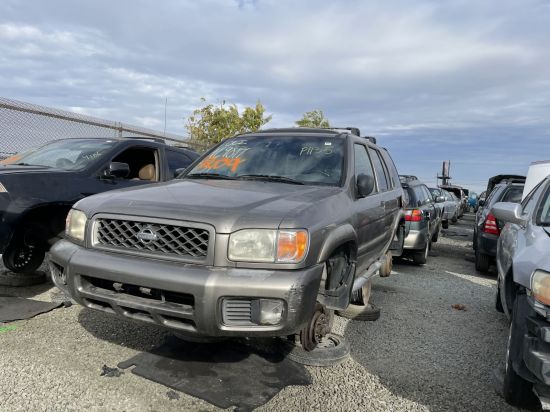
[[0, 165, 64, 174], [77, 179, 343, 233], [0, 165, 78, 198]]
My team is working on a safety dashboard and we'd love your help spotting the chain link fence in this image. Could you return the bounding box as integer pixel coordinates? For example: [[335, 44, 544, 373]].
[[0, 97, 208, 159]]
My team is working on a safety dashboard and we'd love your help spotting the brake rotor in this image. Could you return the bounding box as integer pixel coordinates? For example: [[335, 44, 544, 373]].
[[300, 305, 331, 352]]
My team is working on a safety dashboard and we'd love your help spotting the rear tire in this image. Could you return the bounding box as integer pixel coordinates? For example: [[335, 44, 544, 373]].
[[2, 227, 46, 274], [475, 249, 491, 273], [412, 240, 429, 265], [495, 286, 504, 313], [431, 224, 440, 243]]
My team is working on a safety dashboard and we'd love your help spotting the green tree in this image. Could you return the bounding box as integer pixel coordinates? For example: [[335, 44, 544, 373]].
[[295, 109, 330, 128], [186, 99, 272, 149]]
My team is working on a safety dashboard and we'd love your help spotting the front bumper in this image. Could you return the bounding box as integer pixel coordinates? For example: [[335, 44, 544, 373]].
[[49, 239, 323, 338]]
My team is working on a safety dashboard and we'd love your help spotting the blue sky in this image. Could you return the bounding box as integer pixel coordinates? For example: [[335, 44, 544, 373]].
[[1, 0, 549, 192]]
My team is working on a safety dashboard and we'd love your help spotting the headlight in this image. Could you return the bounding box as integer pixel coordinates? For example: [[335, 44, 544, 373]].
[[0, 182, 7, 193], [228, 229, 308, 263], [65, 209, 87, 242], [531, 270, 550, 306]]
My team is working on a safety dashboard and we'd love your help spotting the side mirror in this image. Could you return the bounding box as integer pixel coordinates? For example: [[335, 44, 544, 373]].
[[436, 196, 445, 203], [492, 202, 526, 226], [107, 162, 130, 178], [174, 168, 187, 178], [478, 199, 485, 207], [356, 174, 375, 198]]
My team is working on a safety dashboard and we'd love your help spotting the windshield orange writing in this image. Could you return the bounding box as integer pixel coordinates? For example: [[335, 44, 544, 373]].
[[197, 155, 243, 172]]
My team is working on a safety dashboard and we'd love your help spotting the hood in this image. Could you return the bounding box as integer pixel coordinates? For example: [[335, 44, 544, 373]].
[[78, 179, 343, 233], [0, 165, 64, 175], [0, 166, 77, 198]]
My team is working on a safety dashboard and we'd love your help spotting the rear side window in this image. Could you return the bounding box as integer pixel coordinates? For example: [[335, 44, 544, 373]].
[[369, 148, 389, 191], [380, 150, 399, 188], [167, 150, 193, 177], [354, 144, 375, 182], [501, 185, 524, 203]]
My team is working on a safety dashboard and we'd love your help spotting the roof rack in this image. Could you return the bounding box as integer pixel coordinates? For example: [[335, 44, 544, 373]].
[[253, 127, 363, 137], [122, 136, 166, 144], [254, 127, 340, 135]]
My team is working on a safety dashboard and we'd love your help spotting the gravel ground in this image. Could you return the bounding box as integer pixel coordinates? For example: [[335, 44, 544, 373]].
[[0, 214, 523, 411]]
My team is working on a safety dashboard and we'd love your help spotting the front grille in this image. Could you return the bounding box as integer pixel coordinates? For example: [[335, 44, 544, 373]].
[[94, 218, 209, 259]]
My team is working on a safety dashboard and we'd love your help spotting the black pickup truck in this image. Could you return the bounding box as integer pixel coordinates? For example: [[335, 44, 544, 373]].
[[0, 137, 198, 274]]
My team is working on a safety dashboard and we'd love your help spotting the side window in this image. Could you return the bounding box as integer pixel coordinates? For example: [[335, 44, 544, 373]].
[[380, 150, 399, 188], [354, 144, 375, 178], [369, 148, 389, 191], [111, 147, 159, 181], [536, 184, 550, 225], [166, 150, 192, 177], [421, 186, 433, 203], [354, 144, 376, 194], [522, 181, 546, 217]]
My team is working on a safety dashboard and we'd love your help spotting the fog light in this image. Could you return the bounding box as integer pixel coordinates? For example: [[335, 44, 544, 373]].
[[258, 299, 284, 326]]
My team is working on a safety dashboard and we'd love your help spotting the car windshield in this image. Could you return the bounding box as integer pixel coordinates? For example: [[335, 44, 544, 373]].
[[186, 135, 345, 186], [12, 139, 116, 171]]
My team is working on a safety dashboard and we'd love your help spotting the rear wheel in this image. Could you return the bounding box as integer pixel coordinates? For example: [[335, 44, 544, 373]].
[[431, 224, 441, 243], [475, 249, 491, 273], [442, 220, 449, 229], [2, 226, 46, 274], [412, 240, 429, 265]]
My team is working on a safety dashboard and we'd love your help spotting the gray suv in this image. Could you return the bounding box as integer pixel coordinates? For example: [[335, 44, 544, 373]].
[[50, 128, 405, 351]]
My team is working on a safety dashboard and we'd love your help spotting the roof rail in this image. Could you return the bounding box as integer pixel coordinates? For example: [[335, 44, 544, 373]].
[[123, 136, 166, 144], [363, 136, 377, 144]]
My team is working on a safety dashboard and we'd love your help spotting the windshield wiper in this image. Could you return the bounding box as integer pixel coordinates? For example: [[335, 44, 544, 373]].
[[186, 173, 237, 180], [14, 162, 51, 168], [237, 174, 305, 185]]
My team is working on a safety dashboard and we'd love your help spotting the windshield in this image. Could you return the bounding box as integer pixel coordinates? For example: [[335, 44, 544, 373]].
[[13, 139, 116, 171], [186, 135, 345, 186]]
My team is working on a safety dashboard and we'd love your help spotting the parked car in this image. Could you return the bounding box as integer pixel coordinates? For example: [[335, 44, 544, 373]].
[[486, 174, 526, 197], [492, 175, 550, 408], [0, 138, 199, 274], [429, 187, 458, 229], [439, 184, 467, 218], [49, 127, 406, 351], [474, 180, 524, 273], [398, 176, 442, 264]]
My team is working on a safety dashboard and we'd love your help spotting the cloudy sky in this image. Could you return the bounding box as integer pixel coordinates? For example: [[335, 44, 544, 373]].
[[1, 0, 549, 191]]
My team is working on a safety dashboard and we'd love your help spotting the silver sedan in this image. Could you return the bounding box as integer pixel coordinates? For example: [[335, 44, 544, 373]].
[[492, 175, 550, 409]]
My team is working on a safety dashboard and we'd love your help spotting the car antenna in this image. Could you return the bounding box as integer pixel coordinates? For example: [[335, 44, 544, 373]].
[[163, 97, 168, 137]]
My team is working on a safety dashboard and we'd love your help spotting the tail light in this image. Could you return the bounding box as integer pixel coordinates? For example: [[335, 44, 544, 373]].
[[483, 213, 500, 235], [405, 209, 423, 222]]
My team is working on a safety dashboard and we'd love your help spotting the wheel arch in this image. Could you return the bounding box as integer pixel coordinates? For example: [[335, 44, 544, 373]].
[[13, 202, 74, 247]]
